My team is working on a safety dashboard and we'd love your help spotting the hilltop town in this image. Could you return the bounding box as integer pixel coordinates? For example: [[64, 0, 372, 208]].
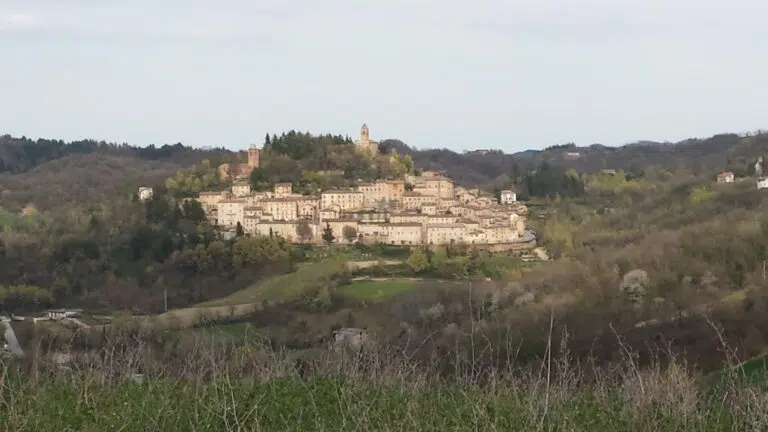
[[192, 124, 529, 247]]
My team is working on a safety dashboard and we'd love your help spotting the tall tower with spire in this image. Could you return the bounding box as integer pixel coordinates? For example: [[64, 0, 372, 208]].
[[355, 123, 378, 156]]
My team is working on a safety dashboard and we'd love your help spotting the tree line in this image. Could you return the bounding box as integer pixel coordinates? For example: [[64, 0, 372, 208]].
[[0, 188, 295, 314], [0, 134, 230, 175]]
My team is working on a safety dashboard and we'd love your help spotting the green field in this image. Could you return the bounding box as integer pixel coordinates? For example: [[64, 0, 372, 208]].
[[337, 279, 418, 301], [197, 259, 348, 307], [707, 353, 768, 389], [0, 375, 755, 430]]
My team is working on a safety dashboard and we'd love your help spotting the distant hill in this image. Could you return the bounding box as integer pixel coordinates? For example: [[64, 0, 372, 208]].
[[0, 135, 232, 211], [0, 154, 184, 211], [3, 129, 768, 211], [382, 131, 768, 188], [0, 135, 232, 174]]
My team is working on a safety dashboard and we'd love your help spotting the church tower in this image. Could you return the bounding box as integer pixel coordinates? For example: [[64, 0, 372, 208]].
[[248, 145, 260, 168], [355, 123, 378, 156]]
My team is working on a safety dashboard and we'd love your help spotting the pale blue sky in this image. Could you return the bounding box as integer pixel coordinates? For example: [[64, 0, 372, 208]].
[[1, 1, 767, 152]]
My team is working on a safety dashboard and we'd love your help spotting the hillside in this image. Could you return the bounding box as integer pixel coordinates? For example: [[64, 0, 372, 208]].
[[0, 135, 233, 211], [383, 131, 768, 189], [0, 154, 181, 211], [0, 135, 230, 175], [2, 129, 767, 212]]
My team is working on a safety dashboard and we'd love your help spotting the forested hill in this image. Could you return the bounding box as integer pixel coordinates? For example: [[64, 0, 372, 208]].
[[2, 129, 767, 211], [0, 135, 230, 175], [0, 135, 234, 212], [382, 131, 768, 188]]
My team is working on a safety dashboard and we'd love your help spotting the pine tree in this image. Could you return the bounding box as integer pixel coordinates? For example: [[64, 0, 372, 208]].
[[322, 223, 335, 245], [236, 222, 244, 237]]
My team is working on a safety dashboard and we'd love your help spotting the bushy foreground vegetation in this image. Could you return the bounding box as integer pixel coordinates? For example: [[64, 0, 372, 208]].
[[3, 329, 768, 431]]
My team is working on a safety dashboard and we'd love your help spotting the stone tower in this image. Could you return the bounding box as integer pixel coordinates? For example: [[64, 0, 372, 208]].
[[248, 145, 260, 168], [355, 123, 378, 155]]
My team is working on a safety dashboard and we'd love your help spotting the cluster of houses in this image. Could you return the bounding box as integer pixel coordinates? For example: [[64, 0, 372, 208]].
[[196, 170, 527, 246], [137, 124, 529, 246], [717, 157, 768, 189]]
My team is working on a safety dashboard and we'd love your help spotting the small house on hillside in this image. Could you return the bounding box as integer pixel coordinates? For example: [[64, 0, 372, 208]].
[[138, 187, 154, 201], [47, 309, 82, 320], [717, 171, 735, 184], [500, 190, 517, 204], [757, 178, 768, 190]]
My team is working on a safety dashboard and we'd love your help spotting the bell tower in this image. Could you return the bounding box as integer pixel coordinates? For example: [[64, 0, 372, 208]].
[[248, 145, 260, 168], [360, 123, 369, 144]]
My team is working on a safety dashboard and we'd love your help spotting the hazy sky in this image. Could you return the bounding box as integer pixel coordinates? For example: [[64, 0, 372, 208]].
[[1, 1, 767, 152]]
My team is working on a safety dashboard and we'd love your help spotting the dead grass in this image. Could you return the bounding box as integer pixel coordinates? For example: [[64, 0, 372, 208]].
[[2, 323, 767, 431]]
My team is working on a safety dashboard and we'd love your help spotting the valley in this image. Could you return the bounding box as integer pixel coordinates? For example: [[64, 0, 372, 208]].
[[3, 128, 768, 430]]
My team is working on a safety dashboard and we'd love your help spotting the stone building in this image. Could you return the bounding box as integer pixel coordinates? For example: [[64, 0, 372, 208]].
[[500, 190, 517, 204], [262, 198, 298, 221], [717, 171, 735, 184], [274, 182, 293, 197], [425, 224, 467, 245], [354, 123, 379, 156], [403, 192, 437, 210], [413, 175, 454, 200], [321, 190, 365, 212], [254, 220, 300, 241], [196, 151, 530, 246], [232, 181, 252, 197], [218, 145, 260, 181], [217, 199, 246, 228]]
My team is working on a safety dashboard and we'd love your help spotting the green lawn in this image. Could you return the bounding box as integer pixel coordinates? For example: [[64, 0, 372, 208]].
[[337, 279, 417, 301], [197, 259, 348, 307]]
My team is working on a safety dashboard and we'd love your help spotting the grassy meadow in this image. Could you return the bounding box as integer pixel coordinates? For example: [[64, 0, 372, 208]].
[[337, 279, 419, 301], [2, 337, 768, 431]]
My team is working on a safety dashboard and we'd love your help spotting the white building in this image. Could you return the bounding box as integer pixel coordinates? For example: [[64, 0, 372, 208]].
[[47, 309, 82, 320], [757, 178, 768, 190], [717, 171, 735, 184], [138, 187, 154, 201], [232, 181, 252, 197], [500, 190, 517, 204]]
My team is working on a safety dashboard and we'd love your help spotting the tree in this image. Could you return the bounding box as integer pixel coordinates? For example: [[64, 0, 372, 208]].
[[322, 223, 335, 245], [182, 199, 206, 223], [492, 188, 502, 204], [296, 219, 313, 243], [407, 247, 430, 273], [249, 166, 272, 191], [236, 222, 244, 237], [342, 226, 358, 243], [431, 246, 448, 274]]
